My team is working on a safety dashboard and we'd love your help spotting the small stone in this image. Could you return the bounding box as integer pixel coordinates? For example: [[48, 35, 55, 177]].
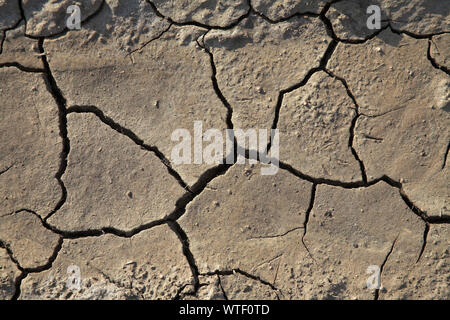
[[127, 191, 133, 198]]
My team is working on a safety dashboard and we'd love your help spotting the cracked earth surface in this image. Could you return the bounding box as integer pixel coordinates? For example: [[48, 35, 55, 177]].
[[0, 0, 449, 300]]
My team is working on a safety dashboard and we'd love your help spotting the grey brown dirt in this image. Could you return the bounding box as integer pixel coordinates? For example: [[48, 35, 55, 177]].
[[0, 0, 449, 300]]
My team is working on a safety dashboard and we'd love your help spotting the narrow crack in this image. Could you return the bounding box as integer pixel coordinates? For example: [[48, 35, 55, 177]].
[[17, 0, 26, 34], [0, 239, 24, 300], [0, 30, 4, 54], [167, 162, 234, 221], [251, 150, 440, 236], [146, 0, 252, 31], [0, 62, 44, 73], [1, 236, 64, 300], [0, 239, 22, 273], [374, 235, 398, 300], [216, 275, 229, 300], [37, 38, 69, 222], [250, 253, 283, 275], [250, 0, 345, 25], [167, 220, 200, 293], [12, 208, 167, 239], [324, 69, 368, 183], [427, 36, 450, 76], [380, 176, 430, 222], [251, 6, 320, 24], [322, 5, 449, 45], [202, 269, 280, 293], [416, 224, 429, 264], [319, 2, 390, 45], [274, 161, 438, 264], [272, 257, 281, 287], [442, 141, 450, 170], [0, 163, 13, 176], [269, 39, 338, 151], [385, 25, 450, 77], [380, 177, 432, 263], [13, 236, 64, 300], [271, 67, 322, 132], [22, 237, 64, 274], [172, 282, 195, 300], [87, 262, 137, 293], [301, 183, 317, 261], [360, 106, 405, 118], [197, 29, 250, 180], [389, 25, 450, 40], [246, 227, 303, 240], [66, 104, 191, 192], [197, 31, 234, 130], [7, 208, 201, 300], [11, 272, 26, 300], [1, 236, 63, 274], [278, 160, 366, 187], [126, 23, 173, 57], [0, 0, 24, 54]]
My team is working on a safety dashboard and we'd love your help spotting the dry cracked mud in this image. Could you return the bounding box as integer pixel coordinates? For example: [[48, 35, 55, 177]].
[[0, 0, 449, 300]]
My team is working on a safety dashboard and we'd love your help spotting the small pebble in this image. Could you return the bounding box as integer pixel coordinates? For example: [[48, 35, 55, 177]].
[[256, 86, 265, 94]]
